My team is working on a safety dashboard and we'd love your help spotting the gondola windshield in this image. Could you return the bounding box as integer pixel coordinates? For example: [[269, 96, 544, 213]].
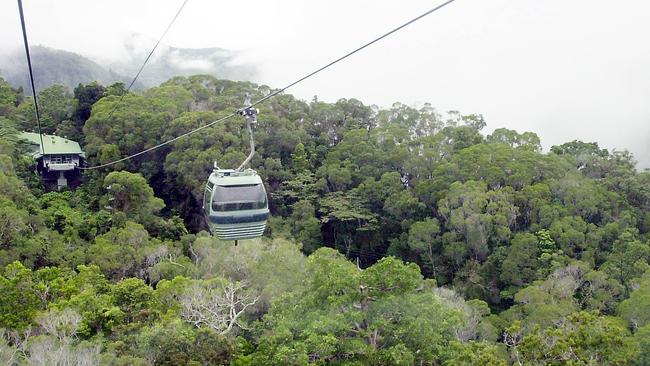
[[212, 184, 267, 211]]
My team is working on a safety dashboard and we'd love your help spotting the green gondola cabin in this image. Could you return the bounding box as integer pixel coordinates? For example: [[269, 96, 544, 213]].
[[203, 168, 269, 241], [19, 132, 85, 190]]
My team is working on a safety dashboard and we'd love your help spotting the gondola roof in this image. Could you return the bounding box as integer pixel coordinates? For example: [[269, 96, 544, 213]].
[[208, 169, 262, 185]]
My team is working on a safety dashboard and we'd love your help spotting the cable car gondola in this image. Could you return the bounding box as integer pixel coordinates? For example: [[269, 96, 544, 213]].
[[203, 105, 269, 242], [204, 168, 269, 240]]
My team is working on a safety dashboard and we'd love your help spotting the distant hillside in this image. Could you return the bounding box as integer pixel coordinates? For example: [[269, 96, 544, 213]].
[[0, 46, 134, 94], [0, 45, 257, 93], [109, 46, 257, 87]]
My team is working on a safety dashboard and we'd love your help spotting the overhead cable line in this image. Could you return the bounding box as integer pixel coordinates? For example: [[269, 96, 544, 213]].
[[104, 0, 189, 121], [249, 0, 456, 109], [17, 0, 45, 154], [81, 0, 457, 170]]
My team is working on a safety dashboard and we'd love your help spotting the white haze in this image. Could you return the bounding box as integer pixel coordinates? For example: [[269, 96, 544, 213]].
[[1, 0, 649, 169], [168, 54, 214, 72]]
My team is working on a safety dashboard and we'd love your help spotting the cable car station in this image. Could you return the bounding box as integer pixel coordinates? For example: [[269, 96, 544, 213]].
[[19, 132, 85, 190]]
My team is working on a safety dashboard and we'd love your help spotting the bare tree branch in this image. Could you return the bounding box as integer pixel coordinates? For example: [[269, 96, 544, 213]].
[[180, 280, 259, 335]]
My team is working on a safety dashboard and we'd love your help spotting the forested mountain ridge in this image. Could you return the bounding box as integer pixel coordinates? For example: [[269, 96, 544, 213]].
[[0, 74, 649, 364], [0, 45, 255, 94], [0, 46, 134, 94]]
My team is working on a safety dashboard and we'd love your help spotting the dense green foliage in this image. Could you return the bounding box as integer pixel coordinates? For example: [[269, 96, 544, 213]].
[[0, 73, 648, 364]]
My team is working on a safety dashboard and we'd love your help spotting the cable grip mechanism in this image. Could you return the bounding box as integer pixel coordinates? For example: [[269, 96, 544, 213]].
[[237, 96, 259, 171], [238, 106, 259, 125], [238, 93, 258, 125]]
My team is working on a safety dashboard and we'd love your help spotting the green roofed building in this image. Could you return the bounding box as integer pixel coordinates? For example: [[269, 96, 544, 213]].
[[19, 132, 85, 189]]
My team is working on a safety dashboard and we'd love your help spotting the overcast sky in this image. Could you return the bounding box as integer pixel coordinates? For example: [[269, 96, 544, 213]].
[[1, 0, 649, 168]]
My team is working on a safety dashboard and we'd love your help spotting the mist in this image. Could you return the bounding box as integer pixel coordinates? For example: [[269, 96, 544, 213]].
[[1, 0, 648, 168]]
